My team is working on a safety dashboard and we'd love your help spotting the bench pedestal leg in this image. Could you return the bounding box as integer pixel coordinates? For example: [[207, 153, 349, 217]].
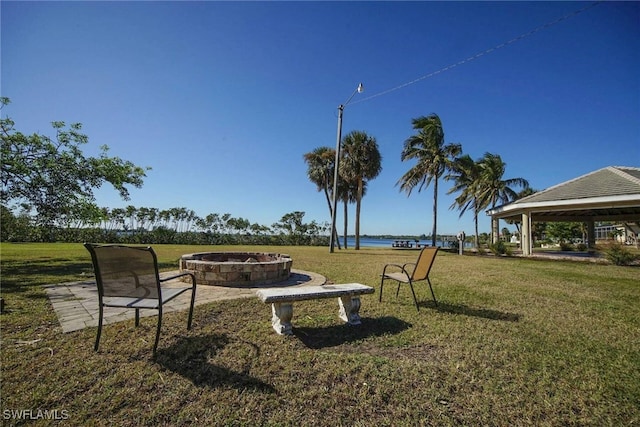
[[338, 296, 362, 325], [271, 302, 293, 335]]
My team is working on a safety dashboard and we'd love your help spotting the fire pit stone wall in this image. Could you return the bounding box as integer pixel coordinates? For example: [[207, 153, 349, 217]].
[[179, 252, 292, 287]]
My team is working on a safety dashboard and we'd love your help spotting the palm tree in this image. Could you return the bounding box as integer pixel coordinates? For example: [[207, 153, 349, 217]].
[[136, 206, 151, 231], [303, 147, 341, 249], [341, 130, 382, 250], [110, 207, 126, 231], [397, 114, 461, 247], [475, 152, 529, 243], [125, 205, 137, 231], [100, 207, 112, 231], [447, 154, 482, 248]]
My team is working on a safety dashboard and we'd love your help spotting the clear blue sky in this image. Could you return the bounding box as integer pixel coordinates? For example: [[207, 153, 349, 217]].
[[3, 1, 639, 236]]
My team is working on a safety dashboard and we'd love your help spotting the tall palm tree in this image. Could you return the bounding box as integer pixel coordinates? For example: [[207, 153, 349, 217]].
[[447, 154, 482, 248], [337, 177, 358, 249], [397, 114, 461, 246], [341, 130, 382, 250], [475, 152, 530, 243], [303, 147, 341, 249]]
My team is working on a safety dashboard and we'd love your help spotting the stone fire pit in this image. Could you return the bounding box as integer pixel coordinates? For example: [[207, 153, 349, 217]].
[[179, 252, 292, 287]]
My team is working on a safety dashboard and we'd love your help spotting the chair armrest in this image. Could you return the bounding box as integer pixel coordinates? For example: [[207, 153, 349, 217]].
[[160, 271, 196, 288], [401, 262, 416, 270], [382, 263, 409, 275]]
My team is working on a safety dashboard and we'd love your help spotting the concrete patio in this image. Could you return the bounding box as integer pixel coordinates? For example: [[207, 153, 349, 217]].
[[44, 269, 326, 333]]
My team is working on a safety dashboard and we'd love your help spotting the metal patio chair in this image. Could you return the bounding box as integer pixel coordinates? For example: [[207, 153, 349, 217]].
[[379, 246, 439, 311], [84, 243, 197, 356]]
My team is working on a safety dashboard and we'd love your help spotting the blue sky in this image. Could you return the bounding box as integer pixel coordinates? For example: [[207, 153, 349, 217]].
[[2, 1, 639, 236]]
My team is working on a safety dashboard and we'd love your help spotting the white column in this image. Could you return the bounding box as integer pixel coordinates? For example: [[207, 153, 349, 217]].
[[521, 212, 531, 256]]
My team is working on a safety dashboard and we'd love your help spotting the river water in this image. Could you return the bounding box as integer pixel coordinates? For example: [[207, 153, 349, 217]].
[[343, 237, 471, 248]]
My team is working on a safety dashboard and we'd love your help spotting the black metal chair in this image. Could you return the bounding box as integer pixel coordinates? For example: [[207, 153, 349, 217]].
[[84, 243, 196, 356], [380, 246, 439, 311]]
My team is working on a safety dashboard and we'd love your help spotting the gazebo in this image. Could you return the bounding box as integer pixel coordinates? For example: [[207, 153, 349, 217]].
[[486, 166, 640, 255]]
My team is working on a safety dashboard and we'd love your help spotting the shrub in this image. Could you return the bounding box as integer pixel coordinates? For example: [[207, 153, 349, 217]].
[[603, 242, 639, 266], [559, 241, 574, 251], [576, 243, 588, 252], [489, 241, 507, 256]]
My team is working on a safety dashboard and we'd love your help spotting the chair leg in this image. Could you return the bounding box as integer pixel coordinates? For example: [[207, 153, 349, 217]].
[[379, 277, 384, 302], [135, 309, 140, 327], [153, 307, 163, 357], [94, 305, 104, 351], [395, 281, 401, 298], [408, 281, 420, 312], [187, 286, 196, 330], [427, 278, 438, 307]]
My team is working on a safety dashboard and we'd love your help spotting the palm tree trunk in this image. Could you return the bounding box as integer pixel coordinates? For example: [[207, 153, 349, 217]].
[[343, 198, 348, 249], [355, 179, 363, 250], [432, 177, 439, 247], [490, 200, 498, 245], [474, 210, 479, 249]]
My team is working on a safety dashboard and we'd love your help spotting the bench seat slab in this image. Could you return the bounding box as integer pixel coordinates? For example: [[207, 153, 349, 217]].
[[257, 283, 374, 303], [257, 283, 374, 335]]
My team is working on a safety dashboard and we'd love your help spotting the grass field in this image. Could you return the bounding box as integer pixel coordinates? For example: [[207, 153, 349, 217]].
[[1, 243, 639, 426]]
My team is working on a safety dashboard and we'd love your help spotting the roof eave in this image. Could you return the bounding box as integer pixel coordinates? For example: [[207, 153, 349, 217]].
[[486, 194, 640, 217]]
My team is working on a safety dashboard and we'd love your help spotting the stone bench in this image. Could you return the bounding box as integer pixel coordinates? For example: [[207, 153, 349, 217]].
[[256, 283, 375, 335]]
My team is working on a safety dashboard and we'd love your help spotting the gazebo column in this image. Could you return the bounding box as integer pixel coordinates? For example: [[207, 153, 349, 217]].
[[521, 212, 531, 256], [491, 217, 499, 245], [586, 220, 595, 249]]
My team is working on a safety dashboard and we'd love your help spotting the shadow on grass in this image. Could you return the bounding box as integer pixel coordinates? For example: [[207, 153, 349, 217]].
[[1, 259, 92, 292], [2, 257, 178, 293], [155, 334, 275, 393], [419, 301, 521, 322], [294, 316, 412, 349]]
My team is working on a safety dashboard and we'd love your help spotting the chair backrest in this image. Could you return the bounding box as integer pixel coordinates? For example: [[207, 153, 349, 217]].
[[84, 243, 161, 299], [411, 246, 439, 281]]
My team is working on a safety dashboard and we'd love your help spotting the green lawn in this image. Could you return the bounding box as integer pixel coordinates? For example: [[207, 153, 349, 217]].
[[1, 243, 639, 426]]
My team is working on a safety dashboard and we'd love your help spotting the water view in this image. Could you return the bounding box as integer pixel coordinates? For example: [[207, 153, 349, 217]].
[[343, 237, 472, 248]]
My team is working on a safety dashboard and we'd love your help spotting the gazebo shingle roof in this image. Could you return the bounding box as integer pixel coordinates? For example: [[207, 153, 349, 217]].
[[487, 166, 640, 223], [517, 166, 640, 203]]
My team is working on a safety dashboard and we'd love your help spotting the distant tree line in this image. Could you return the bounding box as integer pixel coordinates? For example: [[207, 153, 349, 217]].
[[0, 204, 329, 246]]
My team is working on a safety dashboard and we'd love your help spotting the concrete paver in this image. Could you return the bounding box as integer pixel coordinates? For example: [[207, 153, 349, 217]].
[[44, 269, 325, 333]]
